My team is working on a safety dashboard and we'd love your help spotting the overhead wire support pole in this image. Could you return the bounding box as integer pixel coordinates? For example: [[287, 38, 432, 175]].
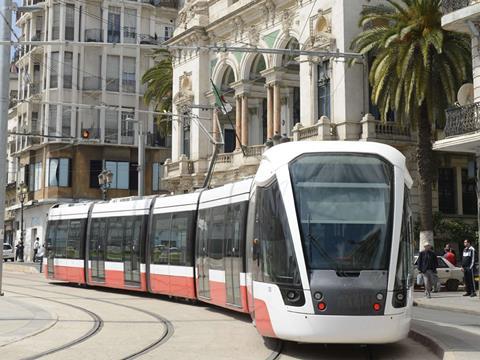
[[0, 0, 12, 297]]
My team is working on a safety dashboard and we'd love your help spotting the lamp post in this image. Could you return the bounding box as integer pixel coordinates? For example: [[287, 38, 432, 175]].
[[17, 182, 28, 262], [98, 169, 113, 200]]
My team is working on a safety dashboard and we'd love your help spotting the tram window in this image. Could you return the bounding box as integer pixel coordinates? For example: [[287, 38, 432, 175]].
[[67, 219, 83, 259], [151, 214, 171, 265], [45, 221, 57, 255], [55, 220, 69, 258], [106, 217, 123, 262], [393, 188, 413, 308], [208, 207, 225, 262], [90, 217, 107, 262], [124, 216, 142, 262], [227, 202, 247, 259], [255, 181, 300, 286], [170, 212, 193, 266]]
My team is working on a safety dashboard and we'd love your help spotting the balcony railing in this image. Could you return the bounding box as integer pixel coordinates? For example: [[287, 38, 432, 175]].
[[442, 0, 473, 13], [444, 102, 480, 137]]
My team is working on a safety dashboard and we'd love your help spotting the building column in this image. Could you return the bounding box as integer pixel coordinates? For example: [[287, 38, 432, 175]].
[[456, 166, 464, 215], [267, 85, 273, 139], [241, 95, 249, 146], [273, 83, 281, 136], [235, 96, 242, 149]]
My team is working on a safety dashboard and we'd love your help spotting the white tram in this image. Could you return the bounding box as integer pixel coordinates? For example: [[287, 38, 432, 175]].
[[45, 141, 414, 344]]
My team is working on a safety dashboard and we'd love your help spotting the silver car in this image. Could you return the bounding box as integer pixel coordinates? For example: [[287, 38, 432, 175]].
[[3, 243, 14, 261]]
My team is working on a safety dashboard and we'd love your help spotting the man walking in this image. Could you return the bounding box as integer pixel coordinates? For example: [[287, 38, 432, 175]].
[[418, 243, 438, 298], [33, 237, 40, 262], [462, 239, 477, 297]]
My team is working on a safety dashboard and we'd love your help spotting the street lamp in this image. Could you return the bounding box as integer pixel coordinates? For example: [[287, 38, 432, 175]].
[[17, 182, 28, 262], [98, 169, 113, 200]]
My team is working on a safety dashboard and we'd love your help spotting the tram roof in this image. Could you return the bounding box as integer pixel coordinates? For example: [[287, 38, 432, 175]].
[[91, 197, 154, 218], [199, 178, 253, 209], [49, 202, 93, 220], [256, 141, 412, 186]]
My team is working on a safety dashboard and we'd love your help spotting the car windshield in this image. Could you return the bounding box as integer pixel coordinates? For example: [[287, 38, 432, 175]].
[[290, 153, 393, 271], [3, 244, 12, 250]]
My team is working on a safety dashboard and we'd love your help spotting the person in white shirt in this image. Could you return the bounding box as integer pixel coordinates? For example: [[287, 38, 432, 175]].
[[33, 237, 40, 262]]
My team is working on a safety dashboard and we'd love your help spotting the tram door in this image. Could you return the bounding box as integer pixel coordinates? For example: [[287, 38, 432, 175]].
[[90, 218, 106, 282], [46, 223, 56, 277], [196, 209, 210, 298], [224, 203, 243, 306], [124, 217, 141, 285]]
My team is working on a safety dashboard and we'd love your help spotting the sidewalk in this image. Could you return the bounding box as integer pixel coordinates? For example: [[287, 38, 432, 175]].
[[414, 290, 480, 315], [3, 262, 41, 274], [0, 294, 55, 347]]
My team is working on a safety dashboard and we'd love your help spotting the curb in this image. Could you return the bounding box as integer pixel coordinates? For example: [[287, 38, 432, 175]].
[[413, 300, 480, 317], [409, 328, 445, 359]]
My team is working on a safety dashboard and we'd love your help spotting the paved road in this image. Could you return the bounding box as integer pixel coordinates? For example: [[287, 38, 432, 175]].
[[0, 272, 436, 359], [412, 306, 480, 358]]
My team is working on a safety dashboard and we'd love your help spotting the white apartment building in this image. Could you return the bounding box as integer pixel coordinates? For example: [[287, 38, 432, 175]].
[[8, 0, 178, 261], [164, 0, 477, 229]]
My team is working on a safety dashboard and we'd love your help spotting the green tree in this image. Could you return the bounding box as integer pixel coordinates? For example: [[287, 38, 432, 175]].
[[142, 50, 173, 137], [351, 0, 471, 248]]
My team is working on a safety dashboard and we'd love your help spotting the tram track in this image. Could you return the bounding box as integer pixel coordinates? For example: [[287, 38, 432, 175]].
[[265, 339, 284, 360], [4, 277, 174, 359], [4, 288, 104, 360], [7, 274, 284, 359]]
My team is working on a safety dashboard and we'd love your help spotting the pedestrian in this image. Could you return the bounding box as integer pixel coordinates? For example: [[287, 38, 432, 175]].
[[417, 243, 438, 298], [444, 244, 457, 266], [461, 239, 477, 297], [16, 241, 24, 262], [37, 244, 45, 273], [33, 237, 40, 262]]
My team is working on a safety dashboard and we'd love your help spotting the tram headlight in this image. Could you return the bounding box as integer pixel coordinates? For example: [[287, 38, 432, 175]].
[[287, 291, 297, 300], [313, 292, 323, 301], [396, 293, 405, 301], [376, 293, 384, 301]]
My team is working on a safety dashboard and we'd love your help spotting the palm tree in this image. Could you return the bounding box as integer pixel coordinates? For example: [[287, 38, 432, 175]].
[[142, 50, 173, 137], [351, 0, 471, 248]]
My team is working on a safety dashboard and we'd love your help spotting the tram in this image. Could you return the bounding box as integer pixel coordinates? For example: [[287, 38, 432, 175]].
[[44, 141, 414, 344]]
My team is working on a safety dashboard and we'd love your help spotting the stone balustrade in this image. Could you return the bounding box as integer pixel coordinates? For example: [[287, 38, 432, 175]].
[[360, 113, 413, 141], [291, 116, 336, 142]]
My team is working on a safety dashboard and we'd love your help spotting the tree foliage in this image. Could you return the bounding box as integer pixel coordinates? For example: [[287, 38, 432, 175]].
[[142, 50, 173, 136], [351, 0, 471, 237]]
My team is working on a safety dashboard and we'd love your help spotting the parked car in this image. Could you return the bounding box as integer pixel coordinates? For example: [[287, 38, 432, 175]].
[[3, 243, 14, 262], [414, 256, 463, 291]]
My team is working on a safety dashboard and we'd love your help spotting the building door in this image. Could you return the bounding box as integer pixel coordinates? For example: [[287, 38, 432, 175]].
[[196, 209, 210, 299], [224, 129, 235, 153], [90, 218, 106, 282], [124, 217, 141, 285]]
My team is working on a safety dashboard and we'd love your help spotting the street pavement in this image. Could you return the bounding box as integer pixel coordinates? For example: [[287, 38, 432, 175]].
[[413, 291, 480, 360], [0, 270, 437, 359]]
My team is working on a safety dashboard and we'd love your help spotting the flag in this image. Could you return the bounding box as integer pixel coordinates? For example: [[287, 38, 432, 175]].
[[211, 79, 232, 115]]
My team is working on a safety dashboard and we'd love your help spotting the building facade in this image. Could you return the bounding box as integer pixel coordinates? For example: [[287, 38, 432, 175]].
[[7, 0, 178, 261], [433, 1, 480, 223], [164, 0, 476, 232]]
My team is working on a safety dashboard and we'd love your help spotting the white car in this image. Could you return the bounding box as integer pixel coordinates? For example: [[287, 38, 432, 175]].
[[3, 243, 14, 262], [414, 255, 464, 291]]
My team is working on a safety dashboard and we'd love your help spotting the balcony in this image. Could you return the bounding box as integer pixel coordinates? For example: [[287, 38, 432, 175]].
[[442, 0, 471, 13], [85, 29, 103, 42], [141, 0, 177, 8], [444, 102, 480, 137], [442, 0, 480, 32]]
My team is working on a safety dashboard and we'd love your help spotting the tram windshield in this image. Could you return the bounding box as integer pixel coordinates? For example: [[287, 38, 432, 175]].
[[290, 153, 393, 271]]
